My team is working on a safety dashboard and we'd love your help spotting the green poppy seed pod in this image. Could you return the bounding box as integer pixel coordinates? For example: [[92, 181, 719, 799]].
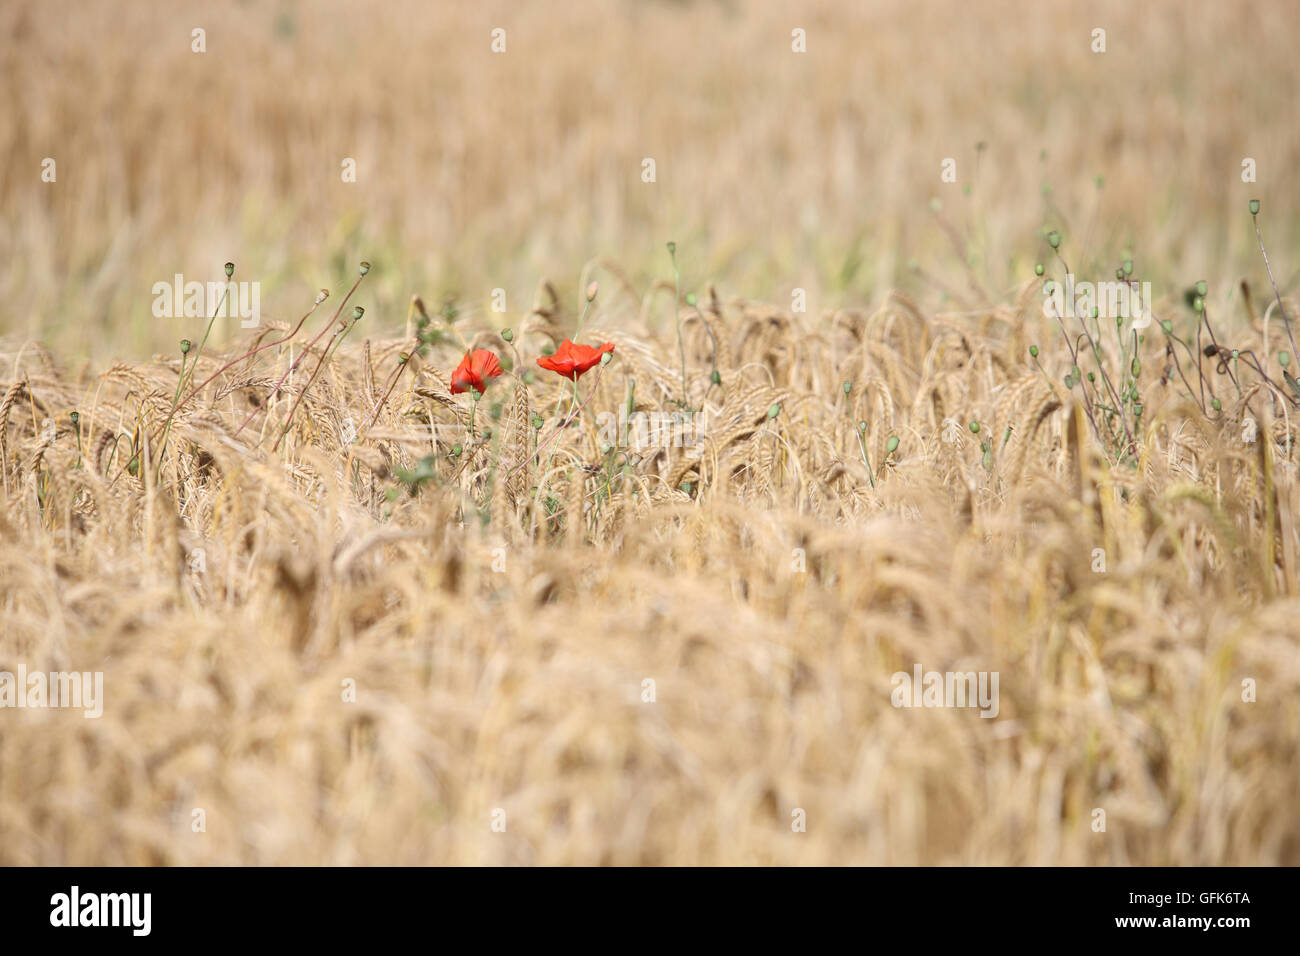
[[1047, 230, 1061, 249], [531, 414, 544, 430], [1116, 269, 1125, 281], [767, 402, 781, 420], [600, 351, 613, 366], [1211, 397, 1221, 411], [1087, 371, 1095, 382], [69, 410, 79, 425], [501, 328, 514, 342], [1131, 358, 1140, 378], [1161, 320, 1173, 334], [1195, 280, 1208, 297], [586, 281, 599, 302], [1280, 352, 1291, 368], [1249, 199, 1260, 215], [1064, 374, 1075, 388], [316, 289, 329, 305], [842, 381, 852, 395], [1193, 296, 1204, 312], [1071, 365, 1081, 380], [710, 369, 721, 385], [1034, 263, 1044, 276], [666, 241, 676, 256], [359, 261, 371, 276], [352, 306, 364, 320], [180, 339, 192, 354], [968, 421, 980, 434], [685, 292, 697, 307], [1231, 349, 1239, 359], [600, 441, 612, 455], [1133, 403, 1143, 416], [398, 352, 410, 364], [886, 436, 899, 453], [857, 421, 867, 433], [1130, 386, 1139, 400], [1029, 345, 1039, 357], [451, 444, 462, 456], [224, 262, 234, 278], [1123, 259, 1133, 276]]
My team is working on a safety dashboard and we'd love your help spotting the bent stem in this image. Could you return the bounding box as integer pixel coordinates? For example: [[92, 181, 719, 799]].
[[157, 294, 329, 451], [365, 349, 416, 434], [233, 271, 367, 439], [273, 313, 362, 451], [154, 277, 232, 477], [1252, 209, 1300, 365]]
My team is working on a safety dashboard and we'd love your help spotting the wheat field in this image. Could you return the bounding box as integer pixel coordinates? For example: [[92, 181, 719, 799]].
[[2, 0, 1299, 865]]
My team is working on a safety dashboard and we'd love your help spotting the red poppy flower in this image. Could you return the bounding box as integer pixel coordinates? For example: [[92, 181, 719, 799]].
[[450, 349, 504, 395], [536, 339, 615, 380]]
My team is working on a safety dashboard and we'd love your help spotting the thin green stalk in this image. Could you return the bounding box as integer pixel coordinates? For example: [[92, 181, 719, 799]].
[[668, 242, 688, 407], [234, 269, 367, 438], [274, 309, 364, 451], [1251, 205, 1300, 365]]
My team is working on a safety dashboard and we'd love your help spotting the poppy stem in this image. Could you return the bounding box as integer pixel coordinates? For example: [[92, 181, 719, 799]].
[[669, 245, 688, 408], [1252, 209, 1300, 366], [233, 271, 367, 439], [273, 312, 362, 451], [855, 426, 876, 489], [530, 380, 580, 511], [161, 294, 329, 443], [365, 348, 414, 434], [506, 366, 604, 482], [153, 270, 232, 479]]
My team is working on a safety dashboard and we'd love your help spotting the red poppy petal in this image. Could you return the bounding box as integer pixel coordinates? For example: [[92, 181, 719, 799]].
[[449, 352, 475, 393], [471, 349, 504, 380]]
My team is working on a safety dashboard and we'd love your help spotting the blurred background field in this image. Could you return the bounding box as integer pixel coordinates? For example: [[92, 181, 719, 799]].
[[2, 0, 1299, 359], [3, 0, 1300, 867]]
